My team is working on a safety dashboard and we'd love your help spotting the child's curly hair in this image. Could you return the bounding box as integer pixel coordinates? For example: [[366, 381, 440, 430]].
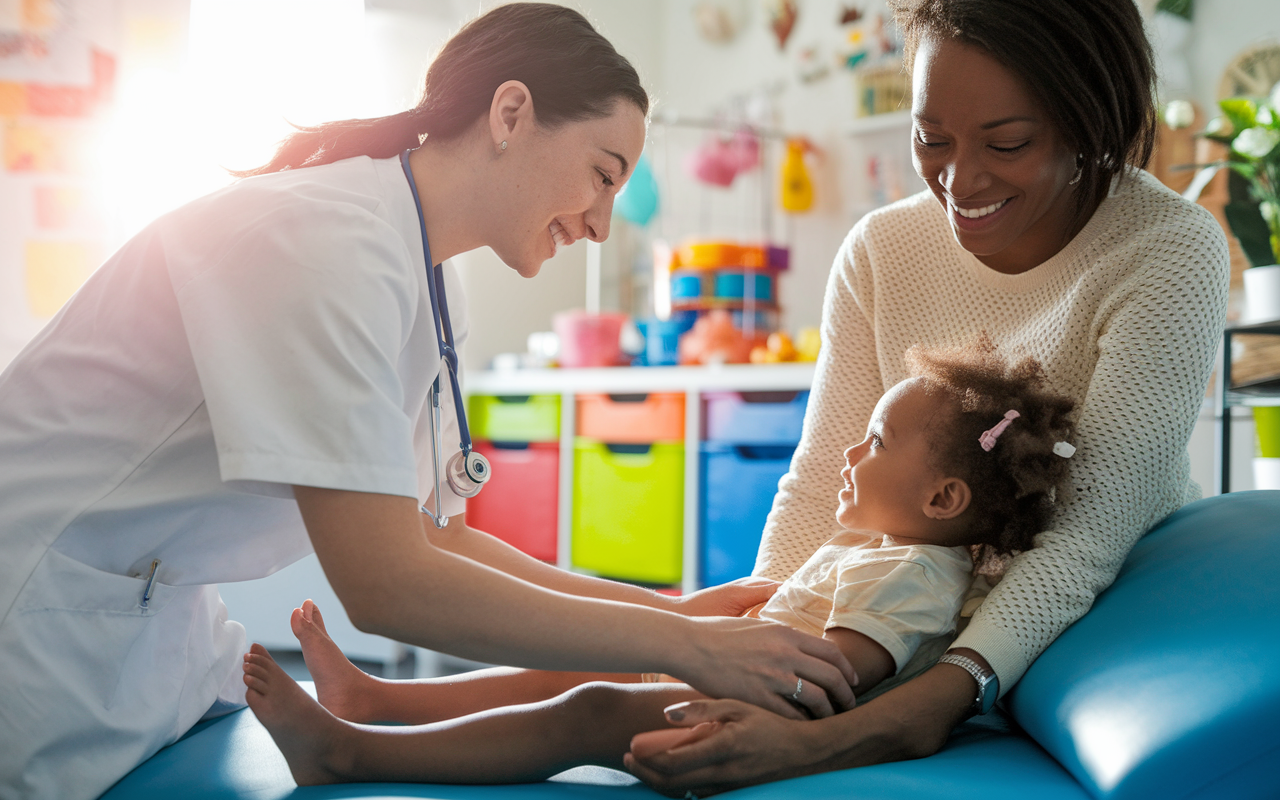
[[906, 335, 1077, 564]]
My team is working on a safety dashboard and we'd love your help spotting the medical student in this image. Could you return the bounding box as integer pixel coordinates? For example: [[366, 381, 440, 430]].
[[0, 5, 856, 799]]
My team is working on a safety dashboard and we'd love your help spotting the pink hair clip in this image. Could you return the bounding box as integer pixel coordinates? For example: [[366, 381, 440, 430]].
[[979, 410, 1020, 451]]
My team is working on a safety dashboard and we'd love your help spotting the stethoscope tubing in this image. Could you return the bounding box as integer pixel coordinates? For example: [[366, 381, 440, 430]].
[[399, 149, 476, 457]]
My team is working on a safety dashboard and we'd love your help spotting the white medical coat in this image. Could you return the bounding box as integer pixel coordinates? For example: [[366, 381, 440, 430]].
[[0, 155, 467, 800]]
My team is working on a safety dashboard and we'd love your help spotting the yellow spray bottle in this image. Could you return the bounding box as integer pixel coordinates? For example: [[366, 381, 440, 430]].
[[780, 137, 816, 213]]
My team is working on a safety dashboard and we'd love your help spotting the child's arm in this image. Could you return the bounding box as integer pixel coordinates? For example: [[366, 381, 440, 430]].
[[823, 628, 895, 698]]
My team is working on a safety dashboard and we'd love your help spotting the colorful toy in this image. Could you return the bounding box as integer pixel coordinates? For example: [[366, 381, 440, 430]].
[[678, 309, 760, 365], [684, 129, 762, 189], [780, 137, 817, 213], [615, 152, 659, 227], [796, 326, 822, 361]]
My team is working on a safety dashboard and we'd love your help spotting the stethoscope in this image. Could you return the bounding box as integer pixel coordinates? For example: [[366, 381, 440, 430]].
[[400, 149, 491, 528]]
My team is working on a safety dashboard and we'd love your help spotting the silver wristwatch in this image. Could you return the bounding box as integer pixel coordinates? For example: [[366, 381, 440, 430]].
[[938, 652, 999, 716]]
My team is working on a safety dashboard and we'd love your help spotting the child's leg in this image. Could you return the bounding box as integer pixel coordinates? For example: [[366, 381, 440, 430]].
[[244, 644, 702, 786], [293, 600, 634, 724]]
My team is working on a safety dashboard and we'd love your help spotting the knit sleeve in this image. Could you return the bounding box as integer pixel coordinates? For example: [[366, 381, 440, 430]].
[[953, 212, 1230, 692], [753, 224, 888, 580]]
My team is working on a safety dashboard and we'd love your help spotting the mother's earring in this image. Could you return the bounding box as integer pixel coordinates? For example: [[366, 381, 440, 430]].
[[500, 140, 508, 151], [1069, 155, 1083, 186]]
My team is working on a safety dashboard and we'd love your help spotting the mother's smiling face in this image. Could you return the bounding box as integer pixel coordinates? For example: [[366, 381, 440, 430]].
[[910, 35, 1082, 275]]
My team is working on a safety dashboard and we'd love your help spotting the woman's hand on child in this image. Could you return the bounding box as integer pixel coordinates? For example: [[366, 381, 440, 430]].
[[671, 577, 781, 617], [681, 616, 857, 720], [624, 698, 828, 796]]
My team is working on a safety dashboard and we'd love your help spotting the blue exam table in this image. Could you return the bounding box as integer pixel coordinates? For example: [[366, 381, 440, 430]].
[[101, 491, 1280, 800]]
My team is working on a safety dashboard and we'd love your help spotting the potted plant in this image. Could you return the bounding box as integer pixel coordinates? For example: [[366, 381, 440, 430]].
[[1201, 85, 1280, 322], [1196, 85, 1280, 488]]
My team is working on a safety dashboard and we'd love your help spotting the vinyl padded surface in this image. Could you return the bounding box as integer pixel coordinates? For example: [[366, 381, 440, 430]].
[[1008, 491, 1280, 800], [100, 702, 1085, 800]]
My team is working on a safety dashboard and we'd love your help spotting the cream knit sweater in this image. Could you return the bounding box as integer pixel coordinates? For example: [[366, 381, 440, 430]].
[[755, 169, 1230, 692]]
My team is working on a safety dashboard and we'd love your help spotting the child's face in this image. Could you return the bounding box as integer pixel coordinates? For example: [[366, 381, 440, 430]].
[[837, 378, 948, 537]]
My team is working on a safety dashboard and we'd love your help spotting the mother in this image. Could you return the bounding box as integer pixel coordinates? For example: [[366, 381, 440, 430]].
[[0, 5, 856, 798], [628, 0, 1230, 792]]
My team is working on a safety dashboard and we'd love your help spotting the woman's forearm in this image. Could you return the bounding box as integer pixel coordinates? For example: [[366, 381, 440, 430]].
[[810, 664, 977, 770]]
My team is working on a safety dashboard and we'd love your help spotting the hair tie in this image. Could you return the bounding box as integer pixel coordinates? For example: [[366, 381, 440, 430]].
[[979, 410, 1020, 451]]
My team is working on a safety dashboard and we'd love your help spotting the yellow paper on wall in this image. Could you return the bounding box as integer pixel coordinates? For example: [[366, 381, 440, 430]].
[[26, 241, 93, 317], [0, 83, 27, 117], [4, 124, 62, 172]]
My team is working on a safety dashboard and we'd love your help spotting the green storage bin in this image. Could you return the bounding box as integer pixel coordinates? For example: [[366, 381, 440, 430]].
[[468, 394, 560, 442], [572, 438, 683, 585]]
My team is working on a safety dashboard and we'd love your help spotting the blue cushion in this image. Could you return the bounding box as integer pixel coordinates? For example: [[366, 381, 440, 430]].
[[1007, 491, 1280, 800], [101, 701, 1085, 800]]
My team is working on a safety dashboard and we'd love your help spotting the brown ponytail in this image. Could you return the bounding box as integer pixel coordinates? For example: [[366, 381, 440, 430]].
[[233, 3, 649, 178]]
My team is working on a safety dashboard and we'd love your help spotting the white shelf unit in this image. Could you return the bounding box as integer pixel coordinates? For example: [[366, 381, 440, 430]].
[[466, 363, 817, 595]]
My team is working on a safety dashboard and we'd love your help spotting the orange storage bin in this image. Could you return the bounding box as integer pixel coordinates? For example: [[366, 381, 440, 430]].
[[465, 441, 558, 562], [577, 392, 685, 443]]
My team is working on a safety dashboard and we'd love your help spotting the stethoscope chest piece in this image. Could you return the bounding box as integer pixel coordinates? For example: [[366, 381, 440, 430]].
[[446, 449, 490, 499]]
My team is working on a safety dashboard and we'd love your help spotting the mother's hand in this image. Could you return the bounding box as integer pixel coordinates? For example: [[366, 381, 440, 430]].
[[625, 665, 979, 796], [623, 699, 830, 797]]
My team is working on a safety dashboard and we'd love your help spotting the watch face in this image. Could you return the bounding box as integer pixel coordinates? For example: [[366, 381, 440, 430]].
[[1219, 42, 1280, 99], [979, 673, 1000, 714]]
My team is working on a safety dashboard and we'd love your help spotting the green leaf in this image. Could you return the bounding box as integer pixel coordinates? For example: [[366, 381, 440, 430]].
[[1155, 0, 1193, 20], [1220, 97, 1259, 132], [1226, 199, 1276, 267]]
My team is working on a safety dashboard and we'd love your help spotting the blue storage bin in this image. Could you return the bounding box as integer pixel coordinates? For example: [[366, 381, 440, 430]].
[[703, 390, 809, 444], [670, 271, 705, 300], [713, 271, 774, 301], [699, 442, 796, 586]]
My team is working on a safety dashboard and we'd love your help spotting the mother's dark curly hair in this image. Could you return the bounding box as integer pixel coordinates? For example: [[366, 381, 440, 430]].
[[907, 336, 1077, 564]]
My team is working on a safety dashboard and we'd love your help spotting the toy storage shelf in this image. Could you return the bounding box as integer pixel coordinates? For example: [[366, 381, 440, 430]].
[[466, 363, 816, 594]]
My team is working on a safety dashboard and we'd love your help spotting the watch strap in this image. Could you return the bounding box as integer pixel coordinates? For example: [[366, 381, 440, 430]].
[[938, 652, 997, 715]]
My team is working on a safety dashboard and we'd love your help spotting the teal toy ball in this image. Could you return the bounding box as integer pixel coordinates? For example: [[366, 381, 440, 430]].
[[615, 152, 659, 227]]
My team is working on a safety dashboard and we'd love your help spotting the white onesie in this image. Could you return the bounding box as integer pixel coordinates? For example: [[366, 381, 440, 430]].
[[759, 529, 973, 700]]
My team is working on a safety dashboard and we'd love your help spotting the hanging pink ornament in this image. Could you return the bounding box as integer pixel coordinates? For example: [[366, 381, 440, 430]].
[[726, 129, 761, 173], [686, 136, 739, 187]]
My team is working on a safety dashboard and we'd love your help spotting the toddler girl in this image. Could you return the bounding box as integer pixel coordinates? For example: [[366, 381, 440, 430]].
[[242, 337, 1076, 786]]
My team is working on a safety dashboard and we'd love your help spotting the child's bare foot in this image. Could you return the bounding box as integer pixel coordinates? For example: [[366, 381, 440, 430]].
[[242, 643, 352, 786], [292, 600, 381, 722]]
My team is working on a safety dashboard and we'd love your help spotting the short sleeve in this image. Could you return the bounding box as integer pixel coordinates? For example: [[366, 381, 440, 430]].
[[166, 199, 424, 499], [827, 558, 965, 673]]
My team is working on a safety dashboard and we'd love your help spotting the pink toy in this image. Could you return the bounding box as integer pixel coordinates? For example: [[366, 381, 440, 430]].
[[678, 309, 759, 365]]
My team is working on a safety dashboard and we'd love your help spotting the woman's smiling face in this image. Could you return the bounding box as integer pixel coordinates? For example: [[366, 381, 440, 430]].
[[910, 36, 1082, 274], [494, 100, 647, 278]]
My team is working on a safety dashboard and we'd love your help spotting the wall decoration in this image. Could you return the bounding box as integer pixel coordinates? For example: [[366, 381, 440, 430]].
[[0, 0, 134, 366], [694, 1, 742, 44], [1219, 41, 1280, 100], [766, 0, 797, 51], [24, 240, 94, 317]]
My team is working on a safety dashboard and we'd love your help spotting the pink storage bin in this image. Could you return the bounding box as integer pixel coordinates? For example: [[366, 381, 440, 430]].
[[554, 311, 627, 368], [466, 441, 559, 562]]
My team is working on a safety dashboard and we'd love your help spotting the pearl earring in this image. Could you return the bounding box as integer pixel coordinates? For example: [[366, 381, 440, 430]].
[[500, 141, 507, 151]]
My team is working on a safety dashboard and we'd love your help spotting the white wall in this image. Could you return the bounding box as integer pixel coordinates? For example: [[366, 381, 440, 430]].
[[1187, 0, 1280, 116]]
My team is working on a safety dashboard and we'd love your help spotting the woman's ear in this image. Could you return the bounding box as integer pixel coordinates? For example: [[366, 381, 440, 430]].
[[924, 477, 971, 521], [489, 80, 535, 152]]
